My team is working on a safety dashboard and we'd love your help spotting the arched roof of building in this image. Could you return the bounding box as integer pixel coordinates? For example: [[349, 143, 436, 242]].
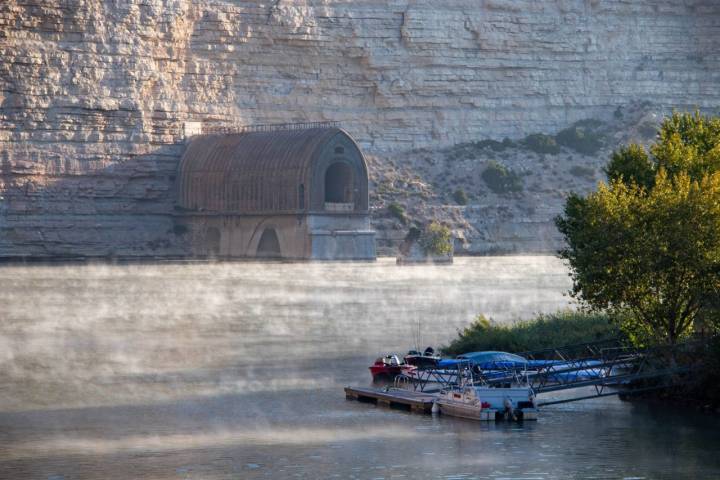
[[177, 127, 368, 214]]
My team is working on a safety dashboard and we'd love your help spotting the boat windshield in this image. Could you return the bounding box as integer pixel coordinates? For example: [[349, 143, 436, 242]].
[[383, 355, 400, 366]]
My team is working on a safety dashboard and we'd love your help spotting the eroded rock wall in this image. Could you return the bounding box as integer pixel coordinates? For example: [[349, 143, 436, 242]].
[[1, 0, 719, 257]]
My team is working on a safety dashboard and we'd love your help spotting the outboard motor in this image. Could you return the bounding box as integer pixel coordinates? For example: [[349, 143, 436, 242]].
[[503, 396, 517, 421]]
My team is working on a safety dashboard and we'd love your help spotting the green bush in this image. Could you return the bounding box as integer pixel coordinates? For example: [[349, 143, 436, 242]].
[[445, 144, 476, 162], [388, 202, 407, 224], [443, 310, 623, 355], [453, 188, 469, 205], [420, 221, 453, 256], [523, 134, 561, 154], [569, 165, 596, 180], [474, 139, 509, 152], [556, 121, 605, 155], [481, 161, 523, 194], [446, 138, 517, 161]]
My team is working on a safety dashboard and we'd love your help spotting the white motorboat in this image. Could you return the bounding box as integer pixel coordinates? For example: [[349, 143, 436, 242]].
[[434, 385, 495, 420], [434, 385, 538, 421]]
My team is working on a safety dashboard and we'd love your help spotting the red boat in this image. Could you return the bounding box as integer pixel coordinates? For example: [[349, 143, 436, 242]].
[[369, 355, 406, 382], [369, 348, 439, 382]]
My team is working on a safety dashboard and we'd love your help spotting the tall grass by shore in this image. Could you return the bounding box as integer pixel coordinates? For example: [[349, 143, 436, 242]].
[[443, 310, 623, 355]]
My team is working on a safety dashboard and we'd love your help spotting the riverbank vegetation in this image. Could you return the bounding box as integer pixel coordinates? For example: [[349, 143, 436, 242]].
[[444, 310, 622, 355], [627, 336, 720, 412], [556, 111, 720, 346], [553, 111, 720, 408], [447, 112, 720, 408]]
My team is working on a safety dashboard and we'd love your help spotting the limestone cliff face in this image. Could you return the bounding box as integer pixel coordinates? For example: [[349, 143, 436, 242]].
[[1, 0, 719, 257]]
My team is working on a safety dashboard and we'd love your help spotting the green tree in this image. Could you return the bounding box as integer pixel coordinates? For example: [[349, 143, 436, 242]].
[[604, 144, 654, 188], [556, 112, 720, 346], [420, 221, 453, 256]]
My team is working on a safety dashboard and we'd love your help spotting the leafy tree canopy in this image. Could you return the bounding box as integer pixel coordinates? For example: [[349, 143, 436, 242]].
[[605, 111, 720, 188], [557, 112, 720, 345]]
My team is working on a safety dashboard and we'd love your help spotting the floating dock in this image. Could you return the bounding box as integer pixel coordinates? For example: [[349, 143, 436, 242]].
[[344, 386, 436, 413], [344, 386, 538, 421]]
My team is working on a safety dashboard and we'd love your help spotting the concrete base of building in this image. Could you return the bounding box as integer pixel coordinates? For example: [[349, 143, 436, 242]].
[[310, 230, 376, 260], [179, 212, 376, 260]]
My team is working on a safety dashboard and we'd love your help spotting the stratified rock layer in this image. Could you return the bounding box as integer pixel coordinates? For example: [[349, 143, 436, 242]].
[[1, 1, 719, 257]]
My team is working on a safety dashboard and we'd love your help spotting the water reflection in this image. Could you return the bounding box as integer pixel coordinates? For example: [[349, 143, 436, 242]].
[[0, 257, 718, 479]]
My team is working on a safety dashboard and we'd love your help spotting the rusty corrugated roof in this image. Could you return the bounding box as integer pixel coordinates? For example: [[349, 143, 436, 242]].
[[177, 127, 356, 214]]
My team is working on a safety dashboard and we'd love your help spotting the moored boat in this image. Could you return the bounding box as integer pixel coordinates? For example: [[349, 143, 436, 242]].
[[403, 347, 441, 368], [369, 354, 420, 382], [434, 385, 538, 421], [434, 385, 496, 420], [369, 354, 404, 382], [369, 347, 439, 382]]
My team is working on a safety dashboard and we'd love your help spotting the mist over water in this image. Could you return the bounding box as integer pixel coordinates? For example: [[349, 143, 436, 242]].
[[0, 256, 718, 479], [0, 256, 569, 411]]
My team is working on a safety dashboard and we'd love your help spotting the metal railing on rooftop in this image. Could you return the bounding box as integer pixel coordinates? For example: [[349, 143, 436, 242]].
[[201, 121, 340, 135]]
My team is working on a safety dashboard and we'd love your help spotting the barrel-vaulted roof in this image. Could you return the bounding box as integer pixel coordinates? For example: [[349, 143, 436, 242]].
[[177, 127, 368, 214]]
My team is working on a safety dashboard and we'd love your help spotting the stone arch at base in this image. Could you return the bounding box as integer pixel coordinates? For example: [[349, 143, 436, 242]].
[[256, 228, 281, 258], [248, 219, 286, 258]]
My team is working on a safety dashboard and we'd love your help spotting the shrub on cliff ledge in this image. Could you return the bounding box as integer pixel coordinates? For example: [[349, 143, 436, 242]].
[[523, 133, 561, 155], [556, 120, 606, 155], [569, 165, 596, 180], [474, 138, 513, 152], [481, 161, 523, 194], [387, 202, 407, 224], [420, 221, 453, 256], [453, 188, 469, 205]]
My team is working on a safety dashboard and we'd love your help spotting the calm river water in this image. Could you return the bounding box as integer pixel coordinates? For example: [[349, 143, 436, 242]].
[[0, 256, 718, 479]]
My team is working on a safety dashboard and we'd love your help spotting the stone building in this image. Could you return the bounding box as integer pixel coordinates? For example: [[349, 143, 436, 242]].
[[176, 125, 376, 260]]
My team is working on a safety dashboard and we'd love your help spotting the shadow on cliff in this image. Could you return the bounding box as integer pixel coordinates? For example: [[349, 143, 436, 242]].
[[0, 142, 192, 261]]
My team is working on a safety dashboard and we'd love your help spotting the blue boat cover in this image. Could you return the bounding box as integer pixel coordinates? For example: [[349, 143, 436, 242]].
[[456, 351, 528, 369], [436, 359, 470, 368], [439, 351, 605, 380]]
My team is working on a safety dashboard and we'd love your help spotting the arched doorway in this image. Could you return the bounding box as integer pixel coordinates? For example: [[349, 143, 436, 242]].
[[256, 228, 281, 258], [324, 162, 353, 204]]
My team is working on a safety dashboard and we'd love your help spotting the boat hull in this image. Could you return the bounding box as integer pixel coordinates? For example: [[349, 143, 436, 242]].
[[435, 385, 539, 421], [473, 387, 533, 410], [437, 400, 496, 421], [369, 365, 403, 382]]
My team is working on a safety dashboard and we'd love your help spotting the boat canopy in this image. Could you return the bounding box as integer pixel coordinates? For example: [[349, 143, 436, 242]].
[[456, 351, 529, 368], [436, 358, 472, 369]]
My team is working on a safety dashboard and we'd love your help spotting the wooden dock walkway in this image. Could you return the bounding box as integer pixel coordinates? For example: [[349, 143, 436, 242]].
[[344, 386, 437, 413]]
